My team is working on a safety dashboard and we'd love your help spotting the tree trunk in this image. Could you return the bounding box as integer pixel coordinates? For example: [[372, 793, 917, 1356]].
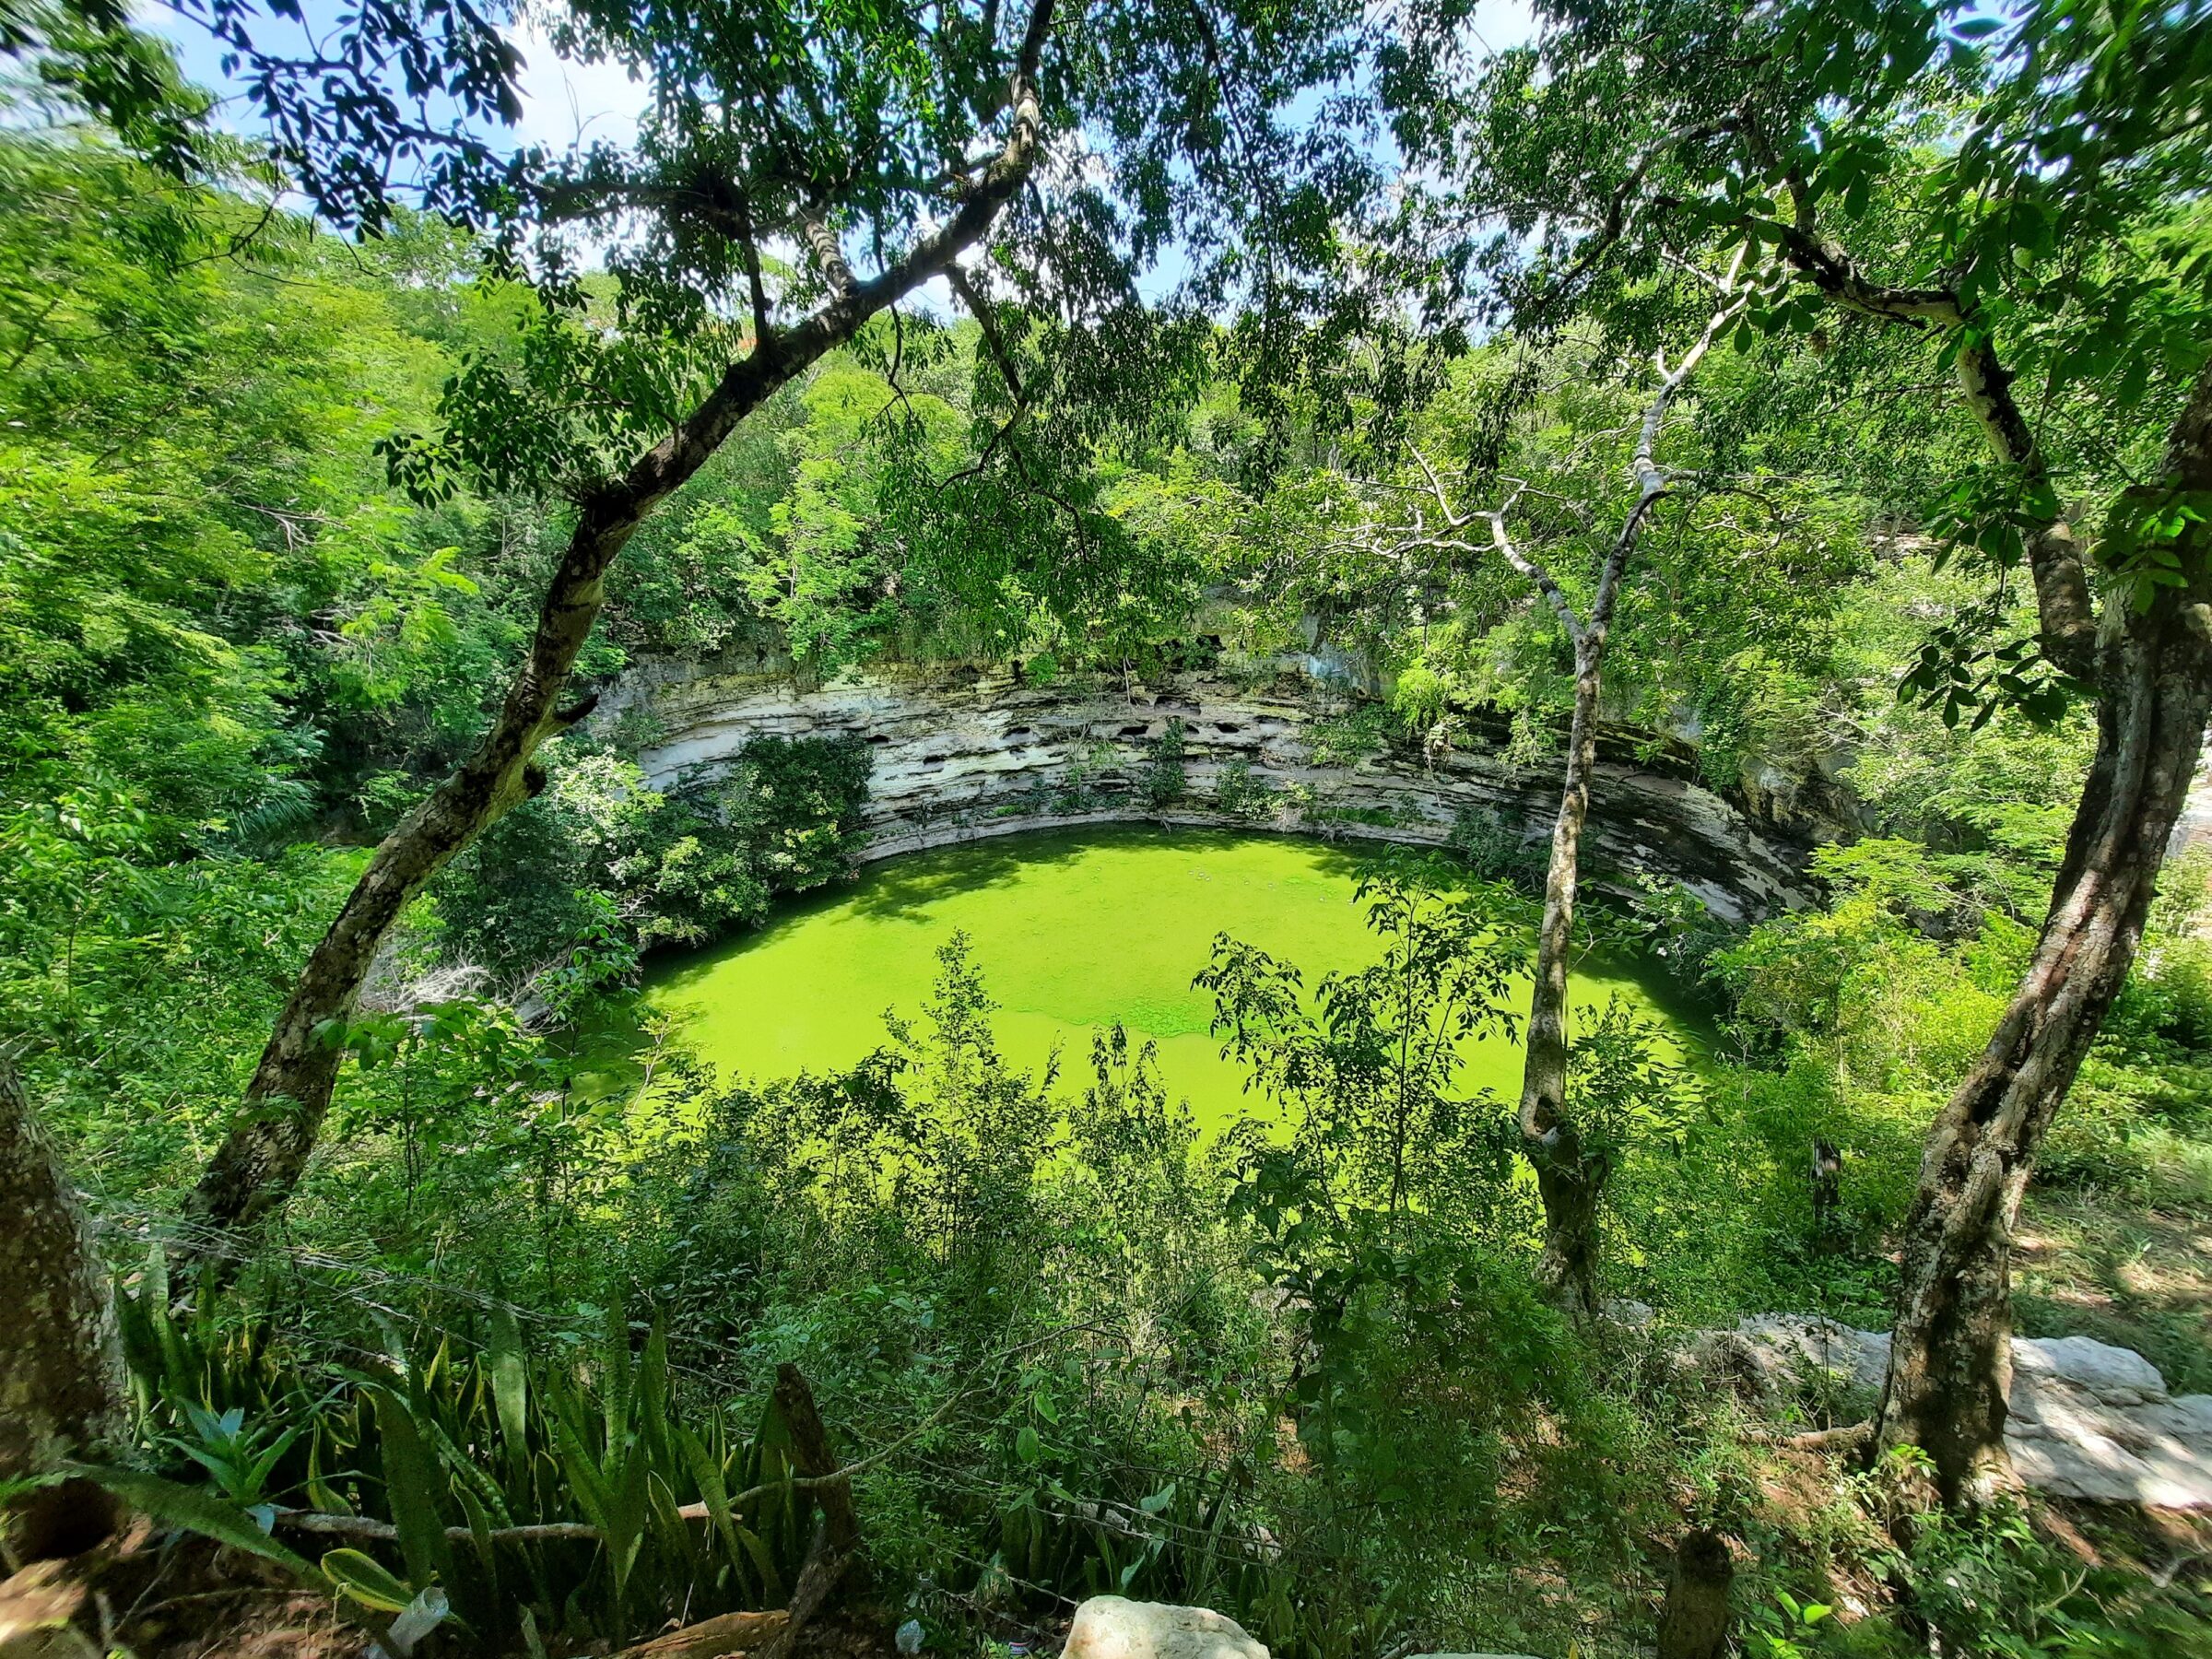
[[1506, 273, 1743, 1319], [185, 362, 797, 1241], [757, 1363, 862, 1659], [1654, 1528, 1733, 1659], [1875, 360, 2212, 1506], [1809, 1137, 1842, 1251], [0, 1064, 130, 1562], [1521, 630, 1613, 1319], [182, 21, 1056, 1242]]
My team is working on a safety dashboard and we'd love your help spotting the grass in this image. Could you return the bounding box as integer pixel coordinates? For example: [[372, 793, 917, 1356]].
[[2015, 1182, 2212, 1394]]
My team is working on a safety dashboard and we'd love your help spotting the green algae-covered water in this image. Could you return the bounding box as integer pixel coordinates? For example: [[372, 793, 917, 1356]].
[[644, 828, 1701, 1130]]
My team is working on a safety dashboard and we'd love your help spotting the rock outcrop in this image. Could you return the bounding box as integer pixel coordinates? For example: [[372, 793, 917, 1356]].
[[1720, 1316, 2212, 1509], [600, 657, 1821, 923], [1061, 1596, 1270, 1659]]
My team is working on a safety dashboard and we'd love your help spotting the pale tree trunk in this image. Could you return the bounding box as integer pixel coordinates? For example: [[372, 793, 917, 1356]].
[[1874, 359, 2212, 1505], [0, 1063, 130, 1561], [1520, 628, 1613, 1316], [183, 8, 1056, 1244], [1502, 268, 1746, 1317]]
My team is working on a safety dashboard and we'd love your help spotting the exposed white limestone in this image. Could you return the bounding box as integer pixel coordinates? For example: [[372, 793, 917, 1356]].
[[1717, 1315, 2212, 1510], [597, 657, 1819, 923], [1061, 1597, 1270, 1659]]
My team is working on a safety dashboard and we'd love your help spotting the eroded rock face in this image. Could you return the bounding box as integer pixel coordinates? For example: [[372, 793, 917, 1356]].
[[1713, 1316, 2212, 1510], [1061, 1596, 1269, 1659], [600, 658, 1820, 924]]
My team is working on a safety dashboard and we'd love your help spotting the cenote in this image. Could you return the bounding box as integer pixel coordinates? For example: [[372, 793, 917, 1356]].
[[642, 827, 1706, 1129]]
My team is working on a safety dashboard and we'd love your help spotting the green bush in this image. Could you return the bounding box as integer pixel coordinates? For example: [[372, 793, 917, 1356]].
[[433, 732, 871, 1003]]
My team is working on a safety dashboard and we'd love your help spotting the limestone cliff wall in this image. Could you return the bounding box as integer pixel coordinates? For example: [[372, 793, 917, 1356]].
[[598, 656, 1820, 923]]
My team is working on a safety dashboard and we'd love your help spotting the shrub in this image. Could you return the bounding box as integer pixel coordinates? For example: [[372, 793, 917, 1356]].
[[433, 733, 871, 1004]]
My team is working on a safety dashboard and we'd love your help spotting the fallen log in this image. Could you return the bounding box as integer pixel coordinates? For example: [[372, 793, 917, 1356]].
[[1742, 1420, 1877, 1453], [616, 1608, 790, 1659]]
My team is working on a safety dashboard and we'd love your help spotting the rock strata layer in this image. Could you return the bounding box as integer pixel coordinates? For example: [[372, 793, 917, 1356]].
[[603, 659, 1818, 923]]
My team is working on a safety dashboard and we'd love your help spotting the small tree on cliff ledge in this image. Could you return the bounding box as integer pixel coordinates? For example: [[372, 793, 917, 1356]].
[[1429, 0, 2212, 1505], [21, 0, 1439, 1239]]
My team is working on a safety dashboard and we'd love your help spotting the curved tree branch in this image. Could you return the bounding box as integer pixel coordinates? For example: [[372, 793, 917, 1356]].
[[186, 0, 1068, 1243]]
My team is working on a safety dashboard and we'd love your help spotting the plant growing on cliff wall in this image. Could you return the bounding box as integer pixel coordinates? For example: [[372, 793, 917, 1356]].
[[1053, 739, 1122, 814], [434, 734, 870, 1004], [1141, 719, 1190, 814], [1211, 759, 1276, 821], [1446, 808, 1543, 891]]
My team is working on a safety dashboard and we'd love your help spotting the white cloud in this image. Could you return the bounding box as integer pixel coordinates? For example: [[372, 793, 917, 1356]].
[[1468, 0, 1540, 54], [507, 20, 650, 155]]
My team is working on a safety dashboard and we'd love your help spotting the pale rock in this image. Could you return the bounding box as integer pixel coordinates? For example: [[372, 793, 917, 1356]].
[[2010, 1335, 2165, 1406], [1705, 1318, 2212, 1510], [1728, 1315, 1888, 1394], [1060, 1597, 1269, 1659]]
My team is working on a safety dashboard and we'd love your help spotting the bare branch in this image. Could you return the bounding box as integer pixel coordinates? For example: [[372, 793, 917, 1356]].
[[1483, 497, 1585, 643], [1594, 243, 1754, 634], [947, 264, 1025, 406]]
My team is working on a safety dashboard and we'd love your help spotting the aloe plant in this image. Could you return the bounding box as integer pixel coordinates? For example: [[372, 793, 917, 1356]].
[[107, 1253, 825, 1651]]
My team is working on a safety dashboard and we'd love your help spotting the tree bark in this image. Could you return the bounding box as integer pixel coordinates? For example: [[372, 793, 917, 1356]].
[[1875, 359, 2212, 1506], [757, 1363, 862, 1659], [183, 6, 1058, 1242], [1767, 197, 2212, 1505], [0, 1064, 130, 1562], [1521, 628, 1614, 1319]]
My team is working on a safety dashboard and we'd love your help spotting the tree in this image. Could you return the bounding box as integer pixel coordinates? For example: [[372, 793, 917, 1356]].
[[1429, 0, 2212, 1500], [1335, 268, 1748, 1314], [1198, 868, 1523, 1230], [0, 1062, 129, 1561], [21, 0, 1412, 1237]]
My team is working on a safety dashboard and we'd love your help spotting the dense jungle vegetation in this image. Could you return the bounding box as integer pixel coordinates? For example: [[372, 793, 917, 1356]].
[[4, 0, 2212, 1654]]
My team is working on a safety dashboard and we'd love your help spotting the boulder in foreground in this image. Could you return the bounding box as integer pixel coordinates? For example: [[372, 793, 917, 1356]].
[[1061, 1596, 1269, 1659]]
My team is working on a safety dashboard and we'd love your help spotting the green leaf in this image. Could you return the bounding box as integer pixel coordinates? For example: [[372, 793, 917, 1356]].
[[553, 1418, 617, 1540], [371, 1388, 455, 1595], [69, 1464, 312, 1578], [487, 1305, 531, 1484], [306, 1433, 352, 1516], [602, 1299, 631, 1452], [677, 1424, 751, 1592], [423, 1414, 513, 1529], [321, 1547, 418, 1614]]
